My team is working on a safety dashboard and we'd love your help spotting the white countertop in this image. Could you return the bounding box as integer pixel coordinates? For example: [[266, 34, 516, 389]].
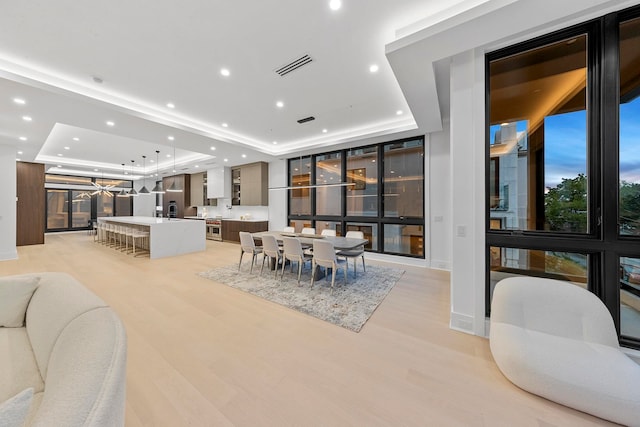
[[101, 216, 197, 226]]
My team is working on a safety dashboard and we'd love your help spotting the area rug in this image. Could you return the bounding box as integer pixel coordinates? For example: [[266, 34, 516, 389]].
[[198, 263, 404, 332]]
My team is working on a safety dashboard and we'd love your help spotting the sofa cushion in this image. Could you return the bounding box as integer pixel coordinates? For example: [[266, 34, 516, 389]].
[[25, 273, 108, 379], [0, 275, 40, 327], [0, 387, 34, 427], [0, 328, 44, 403]]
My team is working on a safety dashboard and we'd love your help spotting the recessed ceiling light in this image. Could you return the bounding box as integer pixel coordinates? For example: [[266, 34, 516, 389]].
[[13, 98, 26, 105], [166, 154, 171, 158], [57, 153, 63, 157], [16, 158, 21, 161], [167, 135, 175, 141], [72, 137, 79, 141], [22, 116, 32, 121], [223, 158, 228, 162], [210, 146, 216, 151], [57, 165, 62, 168], [195, 165, 199, 168], [106, 121, 115, 126], [222, 123, 228, 128], [329, 0, 342, 11], [369, 64, 379, 73], [150, 159, 155, 163], [64, 146, 70, 150], [166, 102, 175, 109], [19, 136, 27, 141], [276, 101, 284, 108], [220, 68, 230, 77], [242, 154, 247, 158], [322, 129, 328, 133], [273, 141, 278, 145], [17, 151, 23, 155], [396, 110, 403, 115]]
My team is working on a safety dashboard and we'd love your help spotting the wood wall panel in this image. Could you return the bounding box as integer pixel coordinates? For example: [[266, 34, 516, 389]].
[[162, 174, 196, 218], [16, 162, 45, 246]]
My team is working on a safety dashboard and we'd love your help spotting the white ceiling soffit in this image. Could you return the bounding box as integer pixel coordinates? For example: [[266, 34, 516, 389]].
[[385, 0, 639, 134]]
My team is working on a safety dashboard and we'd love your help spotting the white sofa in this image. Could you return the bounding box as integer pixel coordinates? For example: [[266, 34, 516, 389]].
[[0, 272, 127, 426], [490, 276, 640, 426]]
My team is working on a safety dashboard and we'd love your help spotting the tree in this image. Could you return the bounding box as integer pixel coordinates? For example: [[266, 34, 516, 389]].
[[620, 180, 640, 235], [544, 173, 588, 232]]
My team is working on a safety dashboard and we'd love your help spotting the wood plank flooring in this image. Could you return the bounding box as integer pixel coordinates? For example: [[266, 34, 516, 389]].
[[2, 233, 618, 426]]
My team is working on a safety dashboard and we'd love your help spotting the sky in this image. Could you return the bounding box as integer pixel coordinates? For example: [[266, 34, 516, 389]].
[[490, 98, 640, 188]]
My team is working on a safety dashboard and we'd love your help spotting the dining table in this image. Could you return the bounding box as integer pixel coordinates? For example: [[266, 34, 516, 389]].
[[251, 231, 368, 251], [250, 231, 368, 278]]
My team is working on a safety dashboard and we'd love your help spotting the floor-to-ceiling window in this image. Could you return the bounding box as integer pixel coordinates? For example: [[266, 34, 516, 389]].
[[287, 136, 425, 258], [45, 174, 132, 232], [486, 6, 640, 349]]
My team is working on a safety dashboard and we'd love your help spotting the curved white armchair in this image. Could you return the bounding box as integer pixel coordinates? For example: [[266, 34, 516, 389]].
[[490, 277, 640, 426]]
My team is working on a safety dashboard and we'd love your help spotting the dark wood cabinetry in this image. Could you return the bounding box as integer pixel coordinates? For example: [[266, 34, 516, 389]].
[[162, 174, 196, 218], [221, 220, 269, 243], [17, 162, 45, 246], [230, 162, 269, 206]]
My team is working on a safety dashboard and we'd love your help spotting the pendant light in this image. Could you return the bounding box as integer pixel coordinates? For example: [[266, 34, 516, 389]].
[[117, 163, 129, 197], [166, 142, 183, 193], [129, 160, 139, 196], [151, 150, 165, 193], [139, 155, 150, 194]]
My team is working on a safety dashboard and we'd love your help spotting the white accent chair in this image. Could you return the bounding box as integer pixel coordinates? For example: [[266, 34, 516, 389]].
[[260, 234, 282, 278], [310, 239, 347, 293], [320, 229, 336, 237], [281, 237, 312, 284], [337, 230, 366, 278], [283, 226, 295, 233], [490, 276, 640, 427], [301, 227, 316, 235], [238, 232, 262, 273]]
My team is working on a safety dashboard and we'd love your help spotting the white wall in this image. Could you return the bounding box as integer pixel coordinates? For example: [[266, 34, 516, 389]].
[[428, 125, 451, 270], [132, 181, 155, 217], [0, 145, 17, 260], [268, 159, 287, 231]]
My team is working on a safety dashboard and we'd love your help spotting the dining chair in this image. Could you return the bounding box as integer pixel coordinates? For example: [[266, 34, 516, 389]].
[[281, 237, 312, 284], [260, 234, 282, 278], [337, 230, 366, 278], [239, 231, 263, 273], [320, 229, 336, 237], [310, 239, 347, 293], [301, 227, 316, 235], [283, 226, 295, 233]]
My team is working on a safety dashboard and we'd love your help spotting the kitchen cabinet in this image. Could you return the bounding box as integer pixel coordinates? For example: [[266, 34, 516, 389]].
[[231, 162, 268, 206], [207, 167, 230, 199], [190, 172, 205, 206], [221, 220, 269, 243]]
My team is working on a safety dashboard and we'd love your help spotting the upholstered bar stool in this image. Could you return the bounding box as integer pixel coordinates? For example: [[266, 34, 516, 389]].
[[130, 228, 150, 256]]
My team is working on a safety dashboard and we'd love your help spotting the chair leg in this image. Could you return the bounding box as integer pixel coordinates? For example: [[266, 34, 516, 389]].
[[238, 250, 244, 272], [274, 256, 280, 279], [260, 255, 267, 275], [281, 256, 287, 280], [331, 262, 336, 293], [361, 255, 366, 273], [297, 259, 302, 285], [250, 253, 255, 274], [310, 262, 316, 288]]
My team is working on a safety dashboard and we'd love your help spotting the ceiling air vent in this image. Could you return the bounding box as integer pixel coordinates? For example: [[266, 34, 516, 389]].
[[297, 116, 315, 124], [275, 54, 313, 77]]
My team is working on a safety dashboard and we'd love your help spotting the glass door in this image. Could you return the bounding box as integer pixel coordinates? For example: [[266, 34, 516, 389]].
[[71, 191, 92, 229], [46, 189, 69, 231]]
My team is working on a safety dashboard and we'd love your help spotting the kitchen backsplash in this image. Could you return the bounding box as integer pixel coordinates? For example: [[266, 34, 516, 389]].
[[196, 199, 268, 220]]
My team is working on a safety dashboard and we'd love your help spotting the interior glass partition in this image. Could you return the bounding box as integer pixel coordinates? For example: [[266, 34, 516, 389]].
[[315, 152, 342, 216], [383, 139, 424, 218], [346, 147, 378, 217]]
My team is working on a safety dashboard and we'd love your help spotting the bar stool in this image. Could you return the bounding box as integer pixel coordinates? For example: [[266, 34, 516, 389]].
[[130, 229, 150, 256]]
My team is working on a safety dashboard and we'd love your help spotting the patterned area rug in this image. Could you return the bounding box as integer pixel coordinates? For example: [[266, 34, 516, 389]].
[[198, 263, 404, 332]]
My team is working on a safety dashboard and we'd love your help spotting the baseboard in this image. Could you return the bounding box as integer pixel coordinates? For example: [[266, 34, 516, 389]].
[[430, 259, 451, 271], [364, 252, 430, 268], [449, 311, 475, 335], [0, 249, 18, 261]]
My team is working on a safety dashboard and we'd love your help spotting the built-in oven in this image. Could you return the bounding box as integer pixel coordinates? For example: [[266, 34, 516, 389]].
[[206, 219, 222, 241]]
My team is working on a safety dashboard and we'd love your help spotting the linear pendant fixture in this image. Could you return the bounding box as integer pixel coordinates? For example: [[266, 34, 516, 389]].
[[268, 182, 355, 191]]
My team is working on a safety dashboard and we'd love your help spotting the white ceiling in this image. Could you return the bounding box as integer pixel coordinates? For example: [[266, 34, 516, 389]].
[[0, 0, 471, 179]]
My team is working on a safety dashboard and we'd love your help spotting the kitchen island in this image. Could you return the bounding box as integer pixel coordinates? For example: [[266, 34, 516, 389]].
[[99, 216, 205, 259]]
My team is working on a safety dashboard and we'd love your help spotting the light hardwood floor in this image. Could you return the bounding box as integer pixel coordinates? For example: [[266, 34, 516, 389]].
[[3, 232, 617, 426]]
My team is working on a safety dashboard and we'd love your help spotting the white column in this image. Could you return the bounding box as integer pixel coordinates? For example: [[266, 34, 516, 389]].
[[0, 145, 17, 260]]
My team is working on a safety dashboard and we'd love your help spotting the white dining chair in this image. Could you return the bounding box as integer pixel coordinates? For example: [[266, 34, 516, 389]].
[[281, 237, 312, 284], [310, 239, 347, 293], [337, 230, 366, 278], [239, 232, 263, 273], [283, 226, 295, 233], [260, 234, 282, 278], [301, 227, 316, 235], [320, 229, 336, 237]]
